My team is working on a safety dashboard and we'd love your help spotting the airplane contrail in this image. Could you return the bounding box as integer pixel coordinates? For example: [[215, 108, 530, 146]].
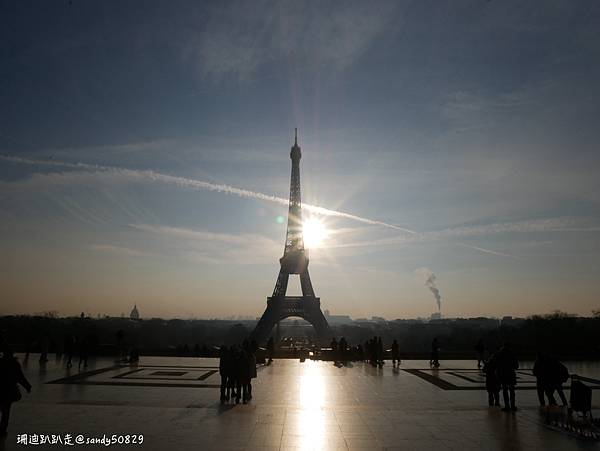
[[1, 155, 416, 233], [2, 155, 521, 258], [454, 243, 519, 259]]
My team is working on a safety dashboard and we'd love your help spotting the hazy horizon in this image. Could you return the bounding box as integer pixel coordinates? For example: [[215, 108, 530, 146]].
[[1, 309, 588, 322], [2, 1, 600, 319]]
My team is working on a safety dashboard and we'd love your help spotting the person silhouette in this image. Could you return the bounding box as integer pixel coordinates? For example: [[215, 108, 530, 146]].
[[548, 356, 569, 407], [430, 337, 440, 368], [128, 347, 139, 364], [219, 345, 229, 403], [330, 337, 338, 363], [377, 337, 384, 368], [370, 337, 378, 367], [266, 337, 274, 364], [483, 353, 500, 407], [225, 346, 235, 402], [339, 337, 347, 363], [535, 353, 569, 407], [0, 347, 32, 438], [39, 335, 49, 364], [235, 347, 250, 404], [533, 352, 553, 406], [115, 329, 125, 361], [391, 340, 400, 367], [229, 345, 240, 403], [64, 335, 75, 368], [78, 336, 89, 369], [475, 339, 485, 369], [247, 345, 257, 401], [496, 343, 519, 412]]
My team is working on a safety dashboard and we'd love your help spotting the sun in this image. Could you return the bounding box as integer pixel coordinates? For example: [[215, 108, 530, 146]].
[[302, 217, 328, 249]]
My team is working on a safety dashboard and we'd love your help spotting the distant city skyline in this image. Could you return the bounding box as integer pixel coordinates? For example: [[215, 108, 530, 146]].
[[1, 1, 600, 319]]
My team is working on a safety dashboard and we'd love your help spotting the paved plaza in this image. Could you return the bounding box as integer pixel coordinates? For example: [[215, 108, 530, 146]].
[[1, 355, 599, 450]]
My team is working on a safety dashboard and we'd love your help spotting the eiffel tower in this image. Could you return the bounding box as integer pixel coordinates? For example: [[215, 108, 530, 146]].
[[251, 129, 332, 345]]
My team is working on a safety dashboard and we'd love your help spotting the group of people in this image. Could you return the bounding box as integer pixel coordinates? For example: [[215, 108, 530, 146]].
[[483, 342, 520, 411], [329, 337, 352, 364], [365, 336, 385, 367], [482, 342, 570, 412], [24, 333, 93, 369], [2, 327, 578, 438], [218, 340, 258, 405], [62, 334, 92, 368]]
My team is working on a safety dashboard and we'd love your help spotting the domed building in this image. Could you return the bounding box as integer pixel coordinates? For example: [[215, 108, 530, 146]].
[[130, 304, 140, 320]]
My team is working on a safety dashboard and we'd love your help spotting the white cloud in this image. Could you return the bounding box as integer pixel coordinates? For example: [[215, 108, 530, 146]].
[[186, 0, 399, 81]]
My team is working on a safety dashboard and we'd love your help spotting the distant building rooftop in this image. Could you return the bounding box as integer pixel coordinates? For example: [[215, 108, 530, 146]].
[[324, 309, 354, 325]]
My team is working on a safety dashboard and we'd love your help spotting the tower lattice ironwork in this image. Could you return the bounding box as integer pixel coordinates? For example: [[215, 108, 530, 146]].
[[251, 129, 332, 345]]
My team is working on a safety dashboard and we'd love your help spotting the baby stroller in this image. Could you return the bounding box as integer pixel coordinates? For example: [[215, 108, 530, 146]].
[[565, 375, 598, 440], [545, 374, 598, 440], [570, 375, 593, 419]]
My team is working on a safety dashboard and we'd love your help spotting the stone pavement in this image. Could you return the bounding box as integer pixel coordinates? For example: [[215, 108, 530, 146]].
[[1, 355, 599, 450]]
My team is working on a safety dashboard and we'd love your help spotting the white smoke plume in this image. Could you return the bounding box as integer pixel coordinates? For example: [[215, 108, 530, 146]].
[[1, 155, 415, 233], [415, 267, 442, 311]]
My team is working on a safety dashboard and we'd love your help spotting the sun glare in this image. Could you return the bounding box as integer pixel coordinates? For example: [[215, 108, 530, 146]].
[[302, 218, 328, 248]]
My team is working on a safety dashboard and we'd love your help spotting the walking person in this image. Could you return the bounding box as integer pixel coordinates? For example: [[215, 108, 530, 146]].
[[475, 339, 485, 369], [115, 330, 125, 361], [0, 347, 32, 438], [330, 337, 338, 363], [64, 335, 75, 368], [266, 337, 274, 364], [338, 337, 347, 363], [391, 340, 400, 367], [533, 352, 553, 407], [369, 338, 377, 367], [534, 353, 569, 407], [430, 337, 440, 368], [376, 337, 384, 368], [128, 347, 139, 364], [39, 335, 49, 364], [78, 335, 89, 369], [496, 343, 519, 412], [549, 356, 569, 407], [247, 347, 257, 401]]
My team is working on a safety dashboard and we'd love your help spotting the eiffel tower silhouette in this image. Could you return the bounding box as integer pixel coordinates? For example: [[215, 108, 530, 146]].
[[251, 129, 332, 345]]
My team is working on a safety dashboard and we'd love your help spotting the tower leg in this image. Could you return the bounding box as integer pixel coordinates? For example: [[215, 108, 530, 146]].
[[272, 270, 289, 297], [303, 303, 333, 345], [300, 270, 315, 298]]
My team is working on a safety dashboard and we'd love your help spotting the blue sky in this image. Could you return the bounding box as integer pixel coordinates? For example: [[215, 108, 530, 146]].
[[1, 0, 599, 319]]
